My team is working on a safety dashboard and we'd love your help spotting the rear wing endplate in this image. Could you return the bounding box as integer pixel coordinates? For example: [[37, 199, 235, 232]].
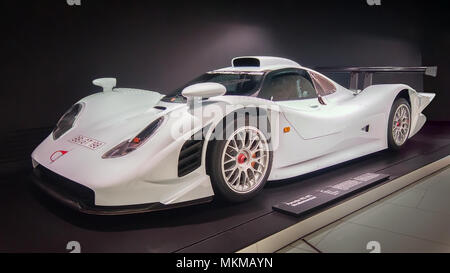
[[316, 66, 438, 90]]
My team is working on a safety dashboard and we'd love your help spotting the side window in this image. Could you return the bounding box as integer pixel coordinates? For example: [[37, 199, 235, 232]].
[[258, 70, 317, 101], [296, 73, 317, 100], [309, 71, 336, 97]]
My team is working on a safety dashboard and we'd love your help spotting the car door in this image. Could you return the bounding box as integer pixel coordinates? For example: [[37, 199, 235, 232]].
[[258, 68, 349, 166], [259, 68, 337, 139]]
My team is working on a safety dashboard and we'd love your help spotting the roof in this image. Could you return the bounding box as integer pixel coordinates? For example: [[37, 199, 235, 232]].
[[213, 56, 302, 73]]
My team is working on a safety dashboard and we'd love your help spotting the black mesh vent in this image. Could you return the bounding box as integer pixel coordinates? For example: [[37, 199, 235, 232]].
[[33, 165, 95, 207], [178, 140, 204, 177]]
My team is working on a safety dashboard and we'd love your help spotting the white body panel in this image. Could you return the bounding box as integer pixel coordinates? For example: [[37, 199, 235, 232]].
[[31, 56, 435, 209]]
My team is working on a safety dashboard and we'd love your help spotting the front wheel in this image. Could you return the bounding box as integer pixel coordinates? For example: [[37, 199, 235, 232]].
[[388, 98, 411, 150], [207, 118, 273, 203]]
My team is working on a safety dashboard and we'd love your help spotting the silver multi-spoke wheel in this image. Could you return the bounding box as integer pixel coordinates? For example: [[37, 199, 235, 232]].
[[221, 126, 270, 194], [392, 104, 411, 146]]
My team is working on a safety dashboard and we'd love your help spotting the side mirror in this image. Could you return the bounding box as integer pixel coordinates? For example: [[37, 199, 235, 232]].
[[182, 82, 226, 109], [93, 78, 117, 92]]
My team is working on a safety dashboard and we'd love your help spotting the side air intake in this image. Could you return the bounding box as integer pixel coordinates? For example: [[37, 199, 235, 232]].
[[178, 140, 204, 177]]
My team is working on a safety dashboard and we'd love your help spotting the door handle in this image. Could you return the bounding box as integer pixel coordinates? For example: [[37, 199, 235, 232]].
[[309, 105, 319, 109]]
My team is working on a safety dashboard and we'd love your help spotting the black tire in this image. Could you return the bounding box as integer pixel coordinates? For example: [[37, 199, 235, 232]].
[[388, 98, 411, 150], [206, 112, 273, 203]]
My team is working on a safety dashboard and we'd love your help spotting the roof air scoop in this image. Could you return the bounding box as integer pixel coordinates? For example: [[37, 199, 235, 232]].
[[232, 56, 301, 69], [93, 78, 117, 92], [232, 57, 261, 67]]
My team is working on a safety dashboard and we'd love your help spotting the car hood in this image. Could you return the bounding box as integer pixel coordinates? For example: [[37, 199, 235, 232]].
[[70, 88, 173, 147]]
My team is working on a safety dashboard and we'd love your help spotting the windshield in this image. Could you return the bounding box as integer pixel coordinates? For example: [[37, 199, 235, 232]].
[[162, 72, 265, 102]]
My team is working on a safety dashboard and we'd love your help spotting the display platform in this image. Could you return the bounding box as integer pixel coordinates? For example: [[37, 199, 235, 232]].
[[0, 122, 449, 253], [273, 173, 390, 217]]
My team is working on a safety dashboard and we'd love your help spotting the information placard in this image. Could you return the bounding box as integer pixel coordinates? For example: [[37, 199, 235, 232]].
[[273, 173, 390, 217]]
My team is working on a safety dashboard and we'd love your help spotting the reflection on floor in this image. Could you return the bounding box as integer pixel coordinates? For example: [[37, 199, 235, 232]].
[[277, 166, 450, 253]]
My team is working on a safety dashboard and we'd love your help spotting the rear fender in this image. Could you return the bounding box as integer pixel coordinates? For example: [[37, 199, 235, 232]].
[[361, 84, 435, 138]]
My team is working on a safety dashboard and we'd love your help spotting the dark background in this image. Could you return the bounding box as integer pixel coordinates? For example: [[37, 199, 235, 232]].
[[1, 0, 449, 132], [1, 0, 449, 253]]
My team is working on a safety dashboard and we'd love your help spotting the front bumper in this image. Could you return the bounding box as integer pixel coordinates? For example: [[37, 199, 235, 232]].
[[31, 165, 212, 215]]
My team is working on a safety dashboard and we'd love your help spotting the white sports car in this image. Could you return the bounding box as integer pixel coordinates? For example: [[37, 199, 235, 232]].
[[31, 56, 436, 215]]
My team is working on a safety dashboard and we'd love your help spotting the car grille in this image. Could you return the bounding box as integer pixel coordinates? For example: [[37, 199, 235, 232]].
[[178, 140, 204, 177], [33, 165, 95, 207]]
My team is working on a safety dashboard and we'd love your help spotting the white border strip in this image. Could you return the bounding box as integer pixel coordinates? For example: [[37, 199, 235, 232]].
[[238, 156, 450, 253]]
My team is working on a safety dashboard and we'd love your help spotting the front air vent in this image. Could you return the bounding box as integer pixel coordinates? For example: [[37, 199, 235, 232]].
[[178, 140, 204, 177], [34, 165, 95, 207]]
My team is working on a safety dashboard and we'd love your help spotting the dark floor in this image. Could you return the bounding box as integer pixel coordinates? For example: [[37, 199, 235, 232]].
[[0, 123, 449, 253]]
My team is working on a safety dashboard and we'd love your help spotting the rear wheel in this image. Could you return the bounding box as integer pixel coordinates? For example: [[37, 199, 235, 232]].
[[388, 98, 411, 150], [207, 115, 273, 203]]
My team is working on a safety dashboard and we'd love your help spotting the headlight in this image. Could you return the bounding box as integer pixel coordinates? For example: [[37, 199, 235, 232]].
[[102, 116, 164, 159], [53, 103, 83, 140]]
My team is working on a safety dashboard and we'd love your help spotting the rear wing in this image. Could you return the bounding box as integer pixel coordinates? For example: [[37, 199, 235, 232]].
[[315, 66, 438, 90]]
